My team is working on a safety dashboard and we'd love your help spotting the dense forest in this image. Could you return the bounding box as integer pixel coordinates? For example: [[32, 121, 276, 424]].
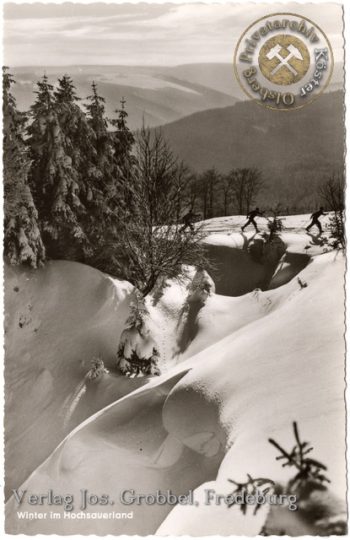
[[4, 68, 213, 292]]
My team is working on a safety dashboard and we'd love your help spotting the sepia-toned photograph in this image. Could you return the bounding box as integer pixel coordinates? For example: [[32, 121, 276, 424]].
[[3, 1, 347, 535]]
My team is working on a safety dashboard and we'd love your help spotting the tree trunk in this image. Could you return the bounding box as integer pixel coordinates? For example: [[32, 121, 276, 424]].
[[141, 277, 157, 297]]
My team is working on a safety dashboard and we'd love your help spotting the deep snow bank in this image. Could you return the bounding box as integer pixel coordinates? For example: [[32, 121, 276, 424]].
[[203, 231, 311, 296], [6, 251, 346, 535], [158, 253, 346, 535], [4, 260, 143, 498]]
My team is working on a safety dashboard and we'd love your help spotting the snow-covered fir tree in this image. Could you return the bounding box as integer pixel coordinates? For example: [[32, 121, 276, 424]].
[[85, 81, 109, 146], [84, 82, 119, 240], [85, 87, 136, 273], [53, 75, 112, 260], [109, 97, 135, 172], [3, 67, 45, 267], [27, 74, 91, 259], [109, 97, 136, 214], [117, 292, 160, 377], [86, 357, 109, 381]]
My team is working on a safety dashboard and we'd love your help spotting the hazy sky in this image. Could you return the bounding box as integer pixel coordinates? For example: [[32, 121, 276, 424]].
[[3, 2, 344, 66]]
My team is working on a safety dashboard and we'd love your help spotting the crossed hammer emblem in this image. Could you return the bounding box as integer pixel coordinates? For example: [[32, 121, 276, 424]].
[[266, 43, 303, 76]]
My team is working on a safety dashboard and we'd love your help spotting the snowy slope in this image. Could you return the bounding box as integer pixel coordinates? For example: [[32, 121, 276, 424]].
[[158, 253, 346, 535], [4, 260, 144, 499], [5, 217, 346, 535]]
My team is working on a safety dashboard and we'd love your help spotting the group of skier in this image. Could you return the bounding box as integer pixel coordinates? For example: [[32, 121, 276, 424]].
[[241, 207, 326, 234], [180, 207, 326, 234]]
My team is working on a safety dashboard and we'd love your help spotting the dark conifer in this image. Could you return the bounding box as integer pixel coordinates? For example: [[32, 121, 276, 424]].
[[83, 82, 123, 263], [3, 67, 45, 267], [28, 74, 93, 259], [110, 96, 135, 166], [109, 97, 135, 212]]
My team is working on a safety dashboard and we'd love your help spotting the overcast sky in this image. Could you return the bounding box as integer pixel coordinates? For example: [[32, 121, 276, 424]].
[[3, 2, 344, 66]]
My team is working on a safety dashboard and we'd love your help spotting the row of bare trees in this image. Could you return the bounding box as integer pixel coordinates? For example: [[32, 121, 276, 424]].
[[184, 167, 264, 219], [113, 131, 345, 295]]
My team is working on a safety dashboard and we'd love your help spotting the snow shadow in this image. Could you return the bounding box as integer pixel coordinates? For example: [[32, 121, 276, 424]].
[[205, 237, 310, 297]]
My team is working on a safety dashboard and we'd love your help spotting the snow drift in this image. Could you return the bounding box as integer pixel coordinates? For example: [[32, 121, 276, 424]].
[[4, 260, 144, 498], [5, 221, 346, 535]]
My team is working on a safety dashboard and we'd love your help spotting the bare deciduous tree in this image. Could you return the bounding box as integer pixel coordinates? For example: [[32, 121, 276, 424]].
[[229, 168, 264, 215], [243, 168, 264, 214], [114, 127, 209, 296], [183, 173, 201, 213], [220, 174, 235, 216], [198, 168, 219, 219]]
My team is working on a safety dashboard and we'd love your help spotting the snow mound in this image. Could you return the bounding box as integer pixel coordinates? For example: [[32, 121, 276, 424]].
[[4, 260, 142, 498], [6, 251, 345, 535]]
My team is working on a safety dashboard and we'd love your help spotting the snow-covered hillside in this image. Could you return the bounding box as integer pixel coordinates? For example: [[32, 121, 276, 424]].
[[5, 216, 346, 535]]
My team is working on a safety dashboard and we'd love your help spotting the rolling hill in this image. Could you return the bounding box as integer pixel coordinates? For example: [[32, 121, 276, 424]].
[[9, 65, 344, 209], [157, 90, 344, 210], [10, 65, 239, 129]]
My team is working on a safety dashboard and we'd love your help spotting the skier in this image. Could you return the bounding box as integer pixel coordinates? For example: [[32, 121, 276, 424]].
[[180, 210, 199, 232], [241, 208, 264, 233], [306, 207, 325, 234]]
